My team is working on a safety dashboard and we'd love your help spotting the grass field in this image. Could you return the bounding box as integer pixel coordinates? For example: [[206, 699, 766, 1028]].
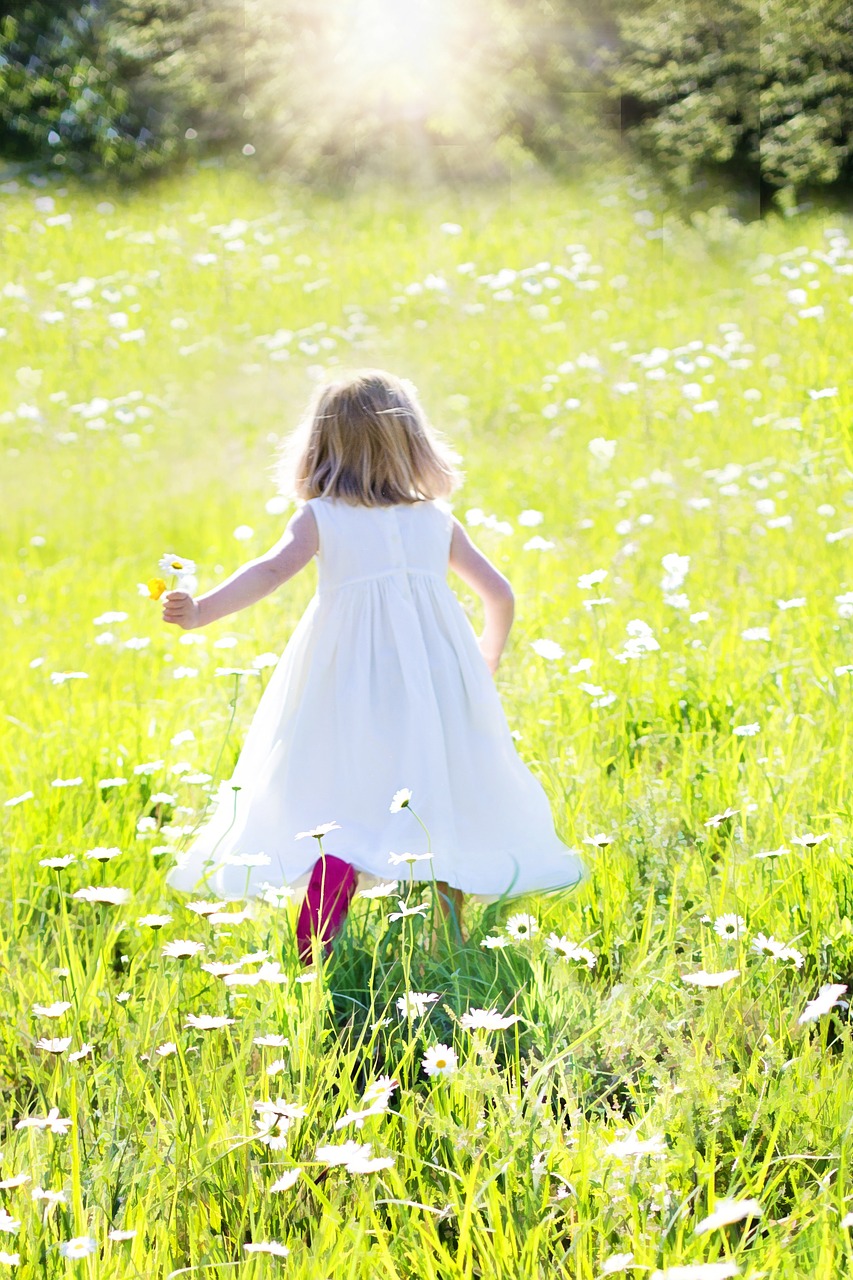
[[1, 156, 852, 1277]]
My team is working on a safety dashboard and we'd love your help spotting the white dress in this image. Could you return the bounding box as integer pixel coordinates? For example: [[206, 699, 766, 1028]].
[[166, 495, 587, 904]]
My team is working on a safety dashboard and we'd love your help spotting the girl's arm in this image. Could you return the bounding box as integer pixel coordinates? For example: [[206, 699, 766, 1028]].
[[448, 517, 515, 675], [162, 505, 318, 630]]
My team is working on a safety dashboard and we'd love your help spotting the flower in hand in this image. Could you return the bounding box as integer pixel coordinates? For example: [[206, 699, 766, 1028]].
[[162, 591, 199, 630]]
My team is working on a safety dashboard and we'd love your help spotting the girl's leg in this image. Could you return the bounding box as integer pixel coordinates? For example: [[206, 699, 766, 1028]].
[[295, 855, 357, 964], [434, 879, 465, 945]]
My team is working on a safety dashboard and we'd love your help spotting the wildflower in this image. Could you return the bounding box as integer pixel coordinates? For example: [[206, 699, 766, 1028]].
[[158, 553, 196, 577], [798, 983, 847, 1024], [790, 832, 829, 848], [243, 1241, 290, 1256], [266, 1059, 287, 1076], [388, 898, 430, 922], [544, 934, 597, 967], [387, 851, 432, 866], [97, 778, 127, 790], [694, 1196, 762, 1234], [32, 1001, 71, 1018], [146, 578, 167, 600], [71, 886, 130, 905], [68, 1043, 94, 1061], [604, 1132, 667, 1159], [184, 1014, 236, 1030], [779, 945, 805, 968], [295, 822, 341, 840], [31, 1187, 66, 1205], [333, 1100, 389, 1130], [0, 1211, 20, 1233], [39, 855, 76, 869], [583, 833, 611, 847], [741, 626, 771, 642], [459, 1008, 521, 1031], [362, 1076, 399, 1106], [35, 1037, 72, 1054], [422, 1044, 458, 1077], [530, 639, 564, 660], [752, 845, 788, 859], [751, 933, 784, 958], [681, 969, 740, 988], [0, 1175, 29, 1190], [85, 846, 122, 861], [713, 914, 746, 940], [0, 1255, 19, 1267], [59, 1237, 97, 1258], [396, 992, 440, 1019], [505, 913, 538, 940], [577, 570, 608, 590], [345, 1152, 395, 1173], [260, 884, 293, 908], [315, 1140, 371, 1167], [49, 674, 88, 686], [155, 1043, 178, 1057], [389, 788, 412, 812], [50, 775, 83, 786], [208, 908, 253, 924], [185, 899, 228, 916], [162, 940, 205, 958], [704, 807, 739, 828], [732, 723, 760, 737], [358, 881, 399, 899], [270, 1170, 301, 1191], [480, 934, 512, 949], [6, 792, 34, 807], [518, 509, 544, 526], [254, 1034, 290, 1047], [138, 914, 172, 928], [600, 1254, 635, 1275], [107, 1229, 136, 1241], [14, 1107, 71, 1133]]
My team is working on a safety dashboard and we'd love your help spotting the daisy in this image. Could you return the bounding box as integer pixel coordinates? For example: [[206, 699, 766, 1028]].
[[583, 833, 612, 847], [0, 1255, 19, 1267], [732, 723, 760, 737], [388, 899, 430, 922], [315, 1140, 372, 1167], [32, 1001, 71, 1018], [208, 909, 252, 925], [59, 1237, 97, 1259], [396, 991, 440, 1019], [162, 940, 205, 959], [158, 553, 196, 576], [480, 934, 513, 949], [137, 914, 172, 929], [358, 881, 399, 899], [704, 807, 739, 829], [459, 1008, 521, 1031], [681, 969, 740, 988], [35, 1037, 72, 1054], [694, 1196, 762, 1234], [254, 1034, 290, 1047], [84, 846, 122, 861], [752, 846, 788, 859], [270, 1170, 301, 1192], [530, 638, 564, 660], [295, 822, 341, 840], [344, 1152, 395, 1173], [779, 945, 805, 968], [422, 1044, 458, 1077], [71, 886, 130, 905], [14, 1107, 71, 1134], [544, 934, 597, 968], [798, 983, 847, 1024], [333, 1101, 389, 1130], [604, 1132, 667, 1159], [107, 1229, 136, 1241], [387, 851, 432, 866], [791, 832, 829, 848], [183, 1014, 236, 1030], [389, 788, 412, 812], [185, 900, 228, 916], [505, 913, 539, 940], [155, 1042, 178, 1057], [39, 855, 76, 869], [31, 1187, 66, 1205], [713, 913, 746, 941], [751, 933, 784, 958], [243, 1241, 290, 1256], [266, 1059, 287, 1076], [0, 1175, 29, 1190], [0, 1211, 20, 1233]]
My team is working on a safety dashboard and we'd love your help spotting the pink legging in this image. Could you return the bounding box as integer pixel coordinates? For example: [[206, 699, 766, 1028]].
[[295, 855, 357, 964]]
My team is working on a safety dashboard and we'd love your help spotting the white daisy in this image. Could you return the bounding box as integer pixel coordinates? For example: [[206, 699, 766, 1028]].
[[162, 940, 205, 959], [158, 553, 197, 576], [459, 1008, 521, 1031], [387, 851, 433, 866], [396, 991, 440, 1019], [798, 983, 847, 1024], [59, 1237, 97, 1259], [39, 855, 76, 869], [480, 934, 513, 949], [183, 1014, 236, 1030], [704, 807, 739, 829], [713, 913, 746, 941], [270, 1170, 301, 1192], [694, 1196, 762, 1234], [185, 900, 228, 916], [681, 969, 740, 988], [790, 832, 829, 848], [34, 1037, 72, 1054], [137, 914, 172, 929], [243, 1241, 290, 1256], [422, 1044, 458, 1077], [389, 788, 412, 812], [294, 821, 341, 840], [32, 1001, 71, 1018], [505, 913, 538, 940], [358, 881, 399, 899], [71, 886, 130, 905], [388, 899, 430, 922]]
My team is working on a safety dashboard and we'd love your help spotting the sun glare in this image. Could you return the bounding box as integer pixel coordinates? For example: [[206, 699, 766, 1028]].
[[333, 0, 455, 116]]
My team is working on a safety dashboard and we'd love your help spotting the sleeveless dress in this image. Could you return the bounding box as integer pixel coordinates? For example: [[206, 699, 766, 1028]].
[[165, 495, 587, 904]]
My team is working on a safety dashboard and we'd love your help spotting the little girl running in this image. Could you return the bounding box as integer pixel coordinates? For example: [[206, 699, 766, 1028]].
[[163, 369, 586, 958]]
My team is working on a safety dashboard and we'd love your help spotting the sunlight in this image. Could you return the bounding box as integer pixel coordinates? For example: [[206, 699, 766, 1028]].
[[331, 0, 456, 117]]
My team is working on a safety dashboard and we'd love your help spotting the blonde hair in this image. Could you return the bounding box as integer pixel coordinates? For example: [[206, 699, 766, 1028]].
[[271, 369, 465, 507]]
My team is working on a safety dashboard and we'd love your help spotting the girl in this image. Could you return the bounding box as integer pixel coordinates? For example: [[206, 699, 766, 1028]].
[[162, 369, 586, 959]]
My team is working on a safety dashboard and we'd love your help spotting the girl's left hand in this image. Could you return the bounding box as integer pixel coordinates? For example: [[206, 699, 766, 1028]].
[[162, 590, 200, 630]]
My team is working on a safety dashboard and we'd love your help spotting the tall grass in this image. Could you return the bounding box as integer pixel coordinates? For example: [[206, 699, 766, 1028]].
[[0, 157, 852, 1276]]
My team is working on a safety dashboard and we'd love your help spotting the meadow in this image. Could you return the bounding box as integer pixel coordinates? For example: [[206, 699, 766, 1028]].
[[1, 157, 852, 1277]]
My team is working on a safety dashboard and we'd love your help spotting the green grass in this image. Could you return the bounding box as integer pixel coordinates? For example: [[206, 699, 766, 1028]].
[[1, 156, 852, 1277]]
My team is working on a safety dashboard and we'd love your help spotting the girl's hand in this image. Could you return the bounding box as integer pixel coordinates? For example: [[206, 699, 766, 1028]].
[[477, 639, 500, 677], [162, 590, 200, 630]]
